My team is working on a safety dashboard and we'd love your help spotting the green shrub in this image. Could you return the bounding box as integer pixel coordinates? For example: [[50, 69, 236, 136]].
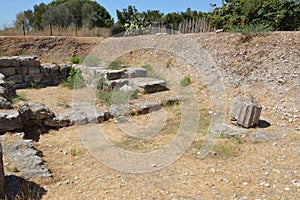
[[231, 23, 271, 40], [70, 56, 80, 64], [180, 76, 191, 87], [96, 90, 112, 105], [62, 67, 85, 89]]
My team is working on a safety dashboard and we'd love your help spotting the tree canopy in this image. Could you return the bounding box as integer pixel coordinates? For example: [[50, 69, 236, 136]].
[[14, 0, 300, 36], [15, 0, 113, 33], [209, 0, 300, 31]]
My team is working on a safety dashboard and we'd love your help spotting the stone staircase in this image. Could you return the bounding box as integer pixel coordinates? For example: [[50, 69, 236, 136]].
[[47, 65, 180, 127]]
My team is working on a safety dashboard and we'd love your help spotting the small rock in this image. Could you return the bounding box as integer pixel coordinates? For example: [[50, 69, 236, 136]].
[[243, 182, 248, 186], [264, 183, 270, 187]]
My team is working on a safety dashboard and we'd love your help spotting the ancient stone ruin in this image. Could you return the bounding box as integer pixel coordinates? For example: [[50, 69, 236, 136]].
[[0, 56, 179, 182], [0, 56, 71, 89], [230, 96, 262, 128]]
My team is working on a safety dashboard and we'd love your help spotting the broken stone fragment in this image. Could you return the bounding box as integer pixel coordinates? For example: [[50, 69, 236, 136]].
[[230, 96, 262, 128], [0, 109, 23, 133], [129, 77, 168, 93]]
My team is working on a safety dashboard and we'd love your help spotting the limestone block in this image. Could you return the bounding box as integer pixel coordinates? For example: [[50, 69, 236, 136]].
[[0, 96, 12, 109], [20, 66, 28, 75], [95, 69, 128, 80], [134, 100, 163, 114], [7, 74, 23, 84], [28, 66, 41, 74], [230, 97, 262, 128], [107, 79, 129, 89], [0, 56, 20, 67], [0, 109, 23, 133], [129, 77, 168, 93], [126, 68, 147, 78], [0, 67, 16, 76], [19, 56, 40, 67], [43, 113, 70, 127], [27, 102, 55, 120], [23, 75, 33, 82]]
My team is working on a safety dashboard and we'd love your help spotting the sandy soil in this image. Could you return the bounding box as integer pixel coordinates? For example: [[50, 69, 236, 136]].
[[1, 32, 300, 199]]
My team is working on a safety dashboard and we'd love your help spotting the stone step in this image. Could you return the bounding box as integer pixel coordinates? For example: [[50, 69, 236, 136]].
[[129, 77, 168, 93], [93, 67, 147, 81]]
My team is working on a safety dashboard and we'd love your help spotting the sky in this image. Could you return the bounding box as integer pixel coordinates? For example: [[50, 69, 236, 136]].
[[0, 0, 222, 28]]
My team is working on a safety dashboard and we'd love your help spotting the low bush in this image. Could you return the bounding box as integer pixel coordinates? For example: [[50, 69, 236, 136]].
[[70, 56, 80, 64], [96, 90, 112, 105], [231, 23, 271, 41], [62, 67, 85, 89]]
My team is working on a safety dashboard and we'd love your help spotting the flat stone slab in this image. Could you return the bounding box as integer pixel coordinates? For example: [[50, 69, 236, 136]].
[[129, 77, 168, 93], [56, 103, 113, 126], [211, 123, 249, 138], [134, 100, 163, 114], [107, 79, 129, 89], [125, 68, 147, 78], [3, 139, 51, 179], [250, 131, 279, 141], [94, 69, 128, 80], [43, 113, 70, 128]]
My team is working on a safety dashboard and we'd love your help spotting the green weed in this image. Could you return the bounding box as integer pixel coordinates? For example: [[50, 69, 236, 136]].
[[62, 67, 85, 89], [70, 149, 81, 156], [11, 93, 27, 104], [70, 56, 80, 64], [180, 76, 191, 87]]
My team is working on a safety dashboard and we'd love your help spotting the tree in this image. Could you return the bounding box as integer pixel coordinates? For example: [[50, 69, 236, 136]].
[[208, 0, 300, 31], [32, 3, 47, 31], [14, 11, 32, 34], [14, 0, 113, 35], [116, 5, 139, 25], [82, 1, 113, 29], [43, 3, 72, 35]]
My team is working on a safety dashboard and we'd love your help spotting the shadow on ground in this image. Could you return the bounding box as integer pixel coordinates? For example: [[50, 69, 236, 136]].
[[4, 175, 46, 200], [257, 120, 271, 128]]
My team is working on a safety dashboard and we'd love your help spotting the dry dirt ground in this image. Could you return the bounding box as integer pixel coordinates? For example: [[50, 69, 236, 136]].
[[1, 32, 300, 199]]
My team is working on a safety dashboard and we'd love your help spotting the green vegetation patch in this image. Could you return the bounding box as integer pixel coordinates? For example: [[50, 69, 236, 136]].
[[62, 67, 85, 89], [180, 76, 191, 87]]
